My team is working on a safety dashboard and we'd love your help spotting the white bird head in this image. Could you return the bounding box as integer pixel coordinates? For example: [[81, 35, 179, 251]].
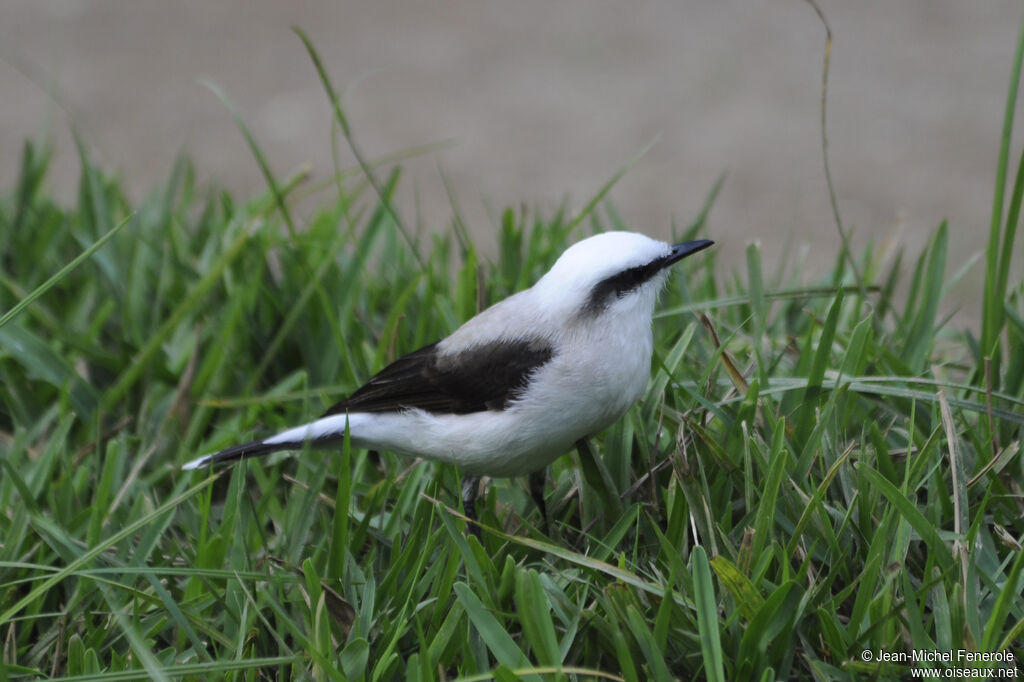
[[532, 231, 713, 320]]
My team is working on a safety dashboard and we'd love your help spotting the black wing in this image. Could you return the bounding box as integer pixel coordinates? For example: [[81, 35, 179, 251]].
[[322, 338, 554, 416]]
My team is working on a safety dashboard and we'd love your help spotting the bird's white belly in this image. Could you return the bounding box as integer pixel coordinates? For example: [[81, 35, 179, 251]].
[[353, 409, 574, 477]]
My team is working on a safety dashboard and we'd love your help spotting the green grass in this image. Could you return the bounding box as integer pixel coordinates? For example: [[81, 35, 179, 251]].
[[3, 25, 1024, 682]]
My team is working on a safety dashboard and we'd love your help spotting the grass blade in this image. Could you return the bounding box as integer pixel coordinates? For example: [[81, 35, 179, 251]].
[[692, 545, 726, 682], [0, 213, 132, 331]]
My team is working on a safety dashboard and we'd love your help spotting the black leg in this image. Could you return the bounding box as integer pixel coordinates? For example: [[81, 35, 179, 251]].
[[528, 468, 549, 533], [461, 474, 482, 539]]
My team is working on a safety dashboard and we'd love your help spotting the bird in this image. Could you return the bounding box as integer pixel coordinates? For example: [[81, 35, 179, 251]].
[[182, 231, 713, 536]]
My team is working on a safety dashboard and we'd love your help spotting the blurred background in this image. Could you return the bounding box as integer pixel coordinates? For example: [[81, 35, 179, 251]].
[[3, 0, 1021, 311]]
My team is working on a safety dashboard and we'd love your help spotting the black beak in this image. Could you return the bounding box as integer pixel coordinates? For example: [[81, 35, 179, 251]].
[[666, 239, 714, 266]]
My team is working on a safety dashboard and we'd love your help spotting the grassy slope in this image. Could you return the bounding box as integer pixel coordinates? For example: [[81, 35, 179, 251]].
[[2, 30, 1024, 682]]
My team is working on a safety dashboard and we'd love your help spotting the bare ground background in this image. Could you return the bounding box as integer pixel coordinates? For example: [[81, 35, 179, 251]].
[[3, 1, 1021, 312]]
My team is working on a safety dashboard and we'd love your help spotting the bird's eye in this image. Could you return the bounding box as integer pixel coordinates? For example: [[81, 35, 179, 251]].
[[585, 260, 664, 312], [608, 266, 648, 295]]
